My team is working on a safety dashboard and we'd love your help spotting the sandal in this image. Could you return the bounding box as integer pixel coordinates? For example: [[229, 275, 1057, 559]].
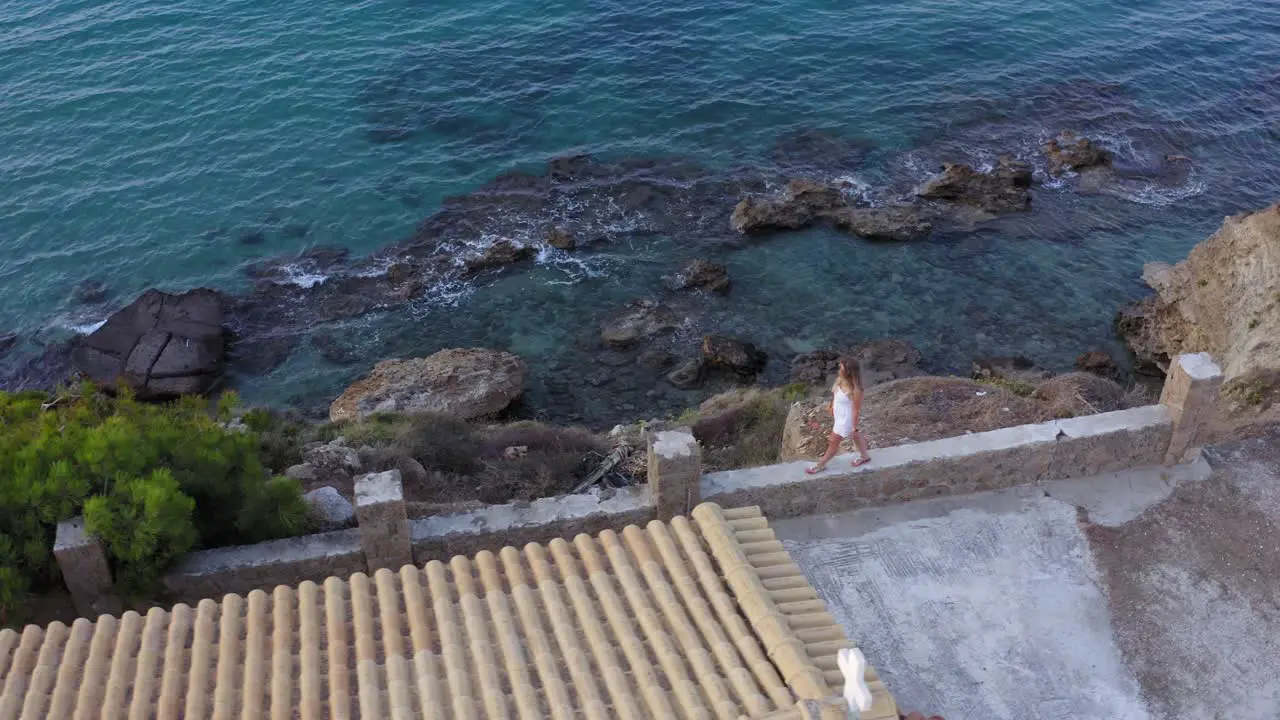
[[805, 465, 826, 475], [851, 456, 871, 467]]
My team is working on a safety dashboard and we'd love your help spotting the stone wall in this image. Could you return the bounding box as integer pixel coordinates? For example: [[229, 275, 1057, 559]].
[[409, 486, 654, 562]]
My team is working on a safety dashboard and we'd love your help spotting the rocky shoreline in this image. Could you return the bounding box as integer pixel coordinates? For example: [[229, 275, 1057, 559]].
[[0, 131, 1204, 426]]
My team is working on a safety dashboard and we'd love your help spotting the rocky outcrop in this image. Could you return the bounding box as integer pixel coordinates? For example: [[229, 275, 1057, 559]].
[[330, 348, 527, 423], [825, 206, 933, 242], [1116, 204, 1280, 394], [72, 288, 226, 399], [463, 240, 535, 272], [730, 179, 843, 233], [546, 227, 576, 250], [600, 300, 683, 348], [668, 259, 730, 294], [701, 335, 767, 377], [0, 333, 15, 359], [1044, 131, 1112, 175], [917, 158, 1032, 216]]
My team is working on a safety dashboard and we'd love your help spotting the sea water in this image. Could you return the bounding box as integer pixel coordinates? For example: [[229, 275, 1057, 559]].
[[1, 0, 1278, 423]]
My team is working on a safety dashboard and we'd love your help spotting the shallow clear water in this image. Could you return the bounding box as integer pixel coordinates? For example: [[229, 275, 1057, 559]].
[[2, 0, 1279, 424]]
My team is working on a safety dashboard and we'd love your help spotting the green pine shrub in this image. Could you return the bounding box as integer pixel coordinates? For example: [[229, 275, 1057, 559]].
[[0, 385, 308, 620]]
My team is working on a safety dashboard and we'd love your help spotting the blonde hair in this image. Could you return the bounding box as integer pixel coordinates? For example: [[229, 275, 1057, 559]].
[[835, 356, 863, 395]]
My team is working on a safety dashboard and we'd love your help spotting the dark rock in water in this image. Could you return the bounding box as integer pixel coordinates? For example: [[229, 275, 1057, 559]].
[[386, 262, 413, 285], [790, 349, 843, 386], [463, 240, 535, 272], [548, 153, 596, 182], [972, 355, 1052, 385], [917, 158, 1032, 217], [668, 259, 730, 294], [311, 332, 361, 366], [769, 128, 875, 171], [854, 339, 924, 386], [73, 288, 226, 399], [239, 229, 268, 246], [228, 333, 297, 376], [791, 339, 923, 387], [701, 335, 767, 377], [666, 358, 705, 389], [547, 227, 576, 251], [595, 350, 634, 368], [637, 348, 677, 371], [826, 206, 933, 242], [70, 279, 109, 305], [0, 340, 77, 392], [0, 332, 15, 358], [281, 223, 310, 239], [1075, 350, 1120, 381], [730, 179, 844, 233], [1044, 131, 1112, 175], [600, 299, 682, 348]]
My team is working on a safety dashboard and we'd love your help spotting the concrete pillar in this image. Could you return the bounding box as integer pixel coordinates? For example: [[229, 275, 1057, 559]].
[[647, 430, 702, 520], [53, 517, 121, 618], [1160, 352, 1224, 464], [354, 469, 413, 572]]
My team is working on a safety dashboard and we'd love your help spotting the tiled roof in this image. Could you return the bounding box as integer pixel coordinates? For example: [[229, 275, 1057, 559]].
[[0, 503, 898, 719]]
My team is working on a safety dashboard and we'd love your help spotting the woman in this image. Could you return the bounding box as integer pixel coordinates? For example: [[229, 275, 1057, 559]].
[[806, 356, 871, 474]]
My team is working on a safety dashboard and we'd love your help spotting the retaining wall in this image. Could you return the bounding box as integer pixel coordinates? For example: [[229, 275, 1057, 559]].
[[699, 404, 1173, 519]]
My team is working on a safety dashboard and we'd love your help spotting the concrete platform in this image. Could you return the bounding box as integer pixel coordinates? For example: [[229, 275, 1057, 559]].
[[772, 427, 1280, 720]]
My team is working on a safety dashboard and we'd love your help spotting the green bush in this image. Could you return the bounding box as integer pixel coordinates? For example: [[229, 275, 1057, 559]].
[[0, 385, 308, 619]]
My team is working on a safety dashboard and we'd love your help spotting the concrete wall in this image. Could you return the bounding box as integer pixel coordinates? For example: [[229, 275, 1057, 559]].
[[162, 529, 365, 603], [700, 405, 1174, 519]]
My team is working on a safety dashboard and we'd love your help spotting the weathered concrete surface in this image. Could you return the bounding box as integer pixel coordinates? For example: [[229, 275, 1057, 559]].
[[772, 437, 1280, 720], [162, 529, 365, 602]]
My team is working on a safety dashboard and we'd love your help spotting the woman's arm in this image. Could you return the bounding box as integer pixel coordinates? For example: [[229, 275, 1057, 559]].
[[852, 391, 863, 426]]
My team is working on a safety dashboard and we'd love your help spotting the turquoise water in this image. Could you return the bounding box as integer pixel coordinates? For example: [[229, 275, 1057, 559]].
[[2, 0, 1279, 424]]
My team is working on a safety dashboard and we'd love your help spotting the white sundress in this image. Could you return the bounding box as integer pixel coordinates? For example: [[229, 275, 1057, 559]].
[[832, 384, 855, 438]]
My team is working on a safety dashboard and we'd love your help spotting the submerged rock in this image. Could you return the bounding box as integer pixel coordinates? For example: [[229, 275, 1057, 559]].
[[329, 348, 527, 422], [790, 339, 924, 387], [600, 300, 683, 348], [0, 332, 16, 358], [665, 358, 705, 389], [1044, 131, 1112, 175], [70, 279, 109, 305], [72, 288, 226, 399], [917, 158, 1032, 216], [701, 335, 767, 377], [668, 259, 730, 294]]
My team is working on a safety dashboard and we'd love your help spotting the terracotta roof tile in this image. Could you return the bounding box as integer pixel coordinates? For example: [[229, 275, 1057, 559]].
[[0, 503, 898, 719]]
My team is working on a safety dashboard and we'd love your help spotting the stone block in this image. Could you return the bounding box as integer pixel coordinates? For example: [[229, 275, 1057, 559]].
[[647, 430, 702, 520], [354, 469, 413, 572], [1160, 353, 1223, 464], [53, 517, 121, 617]]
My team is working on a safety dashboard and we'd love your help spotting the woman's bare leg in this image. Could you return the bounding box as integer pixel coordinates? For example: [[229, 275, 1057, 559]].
[[850, 430, 871, 466], [808, 433, 843, 474]]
